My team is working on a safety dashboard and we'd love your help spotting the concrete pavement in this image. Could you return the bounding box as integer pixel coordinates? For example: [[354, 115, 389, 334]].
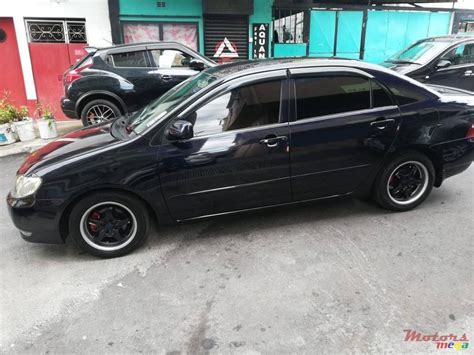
[[0, 154, 472, 354]]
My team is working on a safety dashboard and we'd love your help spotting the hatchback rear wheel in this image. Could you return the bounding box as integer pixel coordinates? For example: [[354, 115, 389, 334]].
[[81, 99, 121, 126], [69, 192, 149, 258]]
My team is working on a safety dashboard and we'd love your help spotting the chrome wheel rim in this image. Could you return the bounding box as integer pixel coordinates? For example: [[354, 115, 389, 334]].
[[79, 202, 137, 251], [86, 104, 118, 125], [387, 161, 429, 205]]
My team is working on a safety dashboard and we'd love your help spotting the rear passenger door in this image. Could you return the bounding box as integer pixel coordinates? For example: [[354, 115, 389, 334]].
[[147, 48, 200, 98], [288, 69, 400, 200]]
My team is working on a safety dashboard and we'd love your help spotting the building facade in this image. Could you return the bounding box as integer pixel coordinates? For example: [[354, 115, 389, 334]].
[[0, 0, 112, 118], [109, 1, 471, 64]]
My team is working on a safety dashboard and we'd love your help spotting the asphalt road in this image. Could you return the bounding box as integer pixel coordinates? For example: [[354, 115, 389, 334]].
[[0, 154, 472, 354]]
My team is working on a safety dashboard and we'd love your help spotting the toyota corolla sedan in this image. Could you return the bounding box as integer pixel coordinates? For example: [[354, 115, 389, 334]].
[[7, 59, 474, 258]]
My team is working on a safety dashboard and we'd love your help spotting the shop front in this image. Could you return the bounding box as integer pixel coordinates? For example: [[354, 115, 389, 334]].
[[112, 0, 273, 62], [111, 1, 466, 64]]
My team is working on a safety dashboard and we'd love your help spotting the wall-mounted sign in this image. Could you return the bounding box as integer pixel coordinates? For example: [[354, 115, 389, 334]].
[[253, 23, 269, 59], [213, 37, 239, 58]]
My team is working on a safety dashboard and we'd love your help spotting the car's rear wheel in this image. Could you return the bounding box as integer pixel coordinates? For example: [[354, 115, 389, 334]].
[[81, 99, 121, 126], [69, 192, 149, 258], [373, 151, 435, 211]]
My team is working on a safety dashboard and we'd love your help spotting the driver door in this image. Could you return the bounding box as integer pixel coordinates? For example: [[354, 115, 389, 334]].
[[157, 76, 292, 221], [427, 42, 474, 91]]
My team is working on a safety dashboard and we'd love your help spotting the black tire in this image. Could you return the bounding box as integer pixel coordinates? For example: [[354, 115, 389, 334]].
[[69, 192, 149, 258], [80, 99, 121, 126], [373, 151, 435, 211]]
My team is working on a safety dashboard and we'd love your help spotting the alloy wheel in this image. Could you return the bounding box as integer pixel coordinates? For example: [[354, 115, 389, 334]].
[[86, 104, 118, 125], [386, 161, 429, 206], [79, 202, 137, 251]]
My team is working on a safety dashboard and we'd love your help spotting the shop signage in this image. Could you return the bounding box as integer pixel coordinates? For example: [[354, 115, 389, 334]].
[[253, 23, 269, 59], [213, 37, 239, 58]]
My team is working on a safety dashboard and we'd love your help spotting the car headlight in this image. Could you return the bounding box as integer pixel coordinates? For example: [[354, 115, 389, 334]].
[[11, 175, 42, 198]]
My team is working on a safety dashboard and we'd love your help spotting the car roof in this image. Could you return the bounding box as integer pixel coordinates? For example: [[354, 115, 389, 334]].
[[205, 57, 388, 79], [417, 34, 474, 44], [91, 41, 189, 52]]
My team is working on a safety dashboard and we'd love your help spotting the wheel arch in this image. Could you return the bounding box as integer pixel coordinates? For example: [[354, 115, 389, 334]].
[[75, 91, 127, 118], [59, 187, 158, 242], [382, 146, 444, 187]]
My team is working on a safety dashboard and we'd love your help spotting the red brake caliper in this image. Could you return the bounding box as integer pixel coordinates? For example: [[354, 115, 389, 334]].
[[88, 211, 101, 233]]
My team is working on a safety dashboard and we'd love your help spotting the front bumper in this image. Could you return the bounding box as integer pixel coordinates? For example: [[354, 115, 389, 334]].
[[7, 193, 65, 244], [60, 97, 78, 119]]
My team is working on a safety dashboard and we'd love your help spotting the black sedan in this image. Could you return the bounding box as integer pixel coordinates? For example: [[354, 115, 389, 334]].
[[8, 58, 474, 258]]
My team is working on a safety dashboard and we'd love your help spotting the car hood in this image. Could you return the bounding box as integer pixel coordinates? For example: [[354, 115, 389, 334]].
[[18, 122, 123, 176], [380, 61, 418, 75]]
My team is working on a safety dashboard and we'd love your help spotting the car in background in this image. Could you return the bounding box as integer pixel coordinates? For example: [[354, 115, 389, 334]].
[[61, 42, 215, 126], [8, 58, 474, 257], [382, 35, 473, 92], [427, 84, 474, 97]]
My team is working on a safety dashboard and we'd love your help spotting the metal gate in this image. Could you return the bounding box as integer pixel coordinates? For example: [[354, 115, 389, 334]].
[[204, 15, 248, 62]]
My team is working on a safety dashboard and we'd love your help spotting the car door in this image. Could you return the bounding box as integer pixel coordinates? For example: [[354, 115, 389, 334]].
[[158, 74, 292, 221], [108, 49, 156, 108], [425, 42, 474, 91], [288, 69, 401, 201], [147, 47, 200, 98]]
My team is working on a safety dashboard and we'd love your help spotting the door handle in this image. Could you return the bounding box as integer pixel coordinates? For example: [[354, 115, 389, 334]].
[[464, 70, 473, 77], [161, 74, 173, 81], [370, 118, 395, 130], [259, 135, 287, 148]]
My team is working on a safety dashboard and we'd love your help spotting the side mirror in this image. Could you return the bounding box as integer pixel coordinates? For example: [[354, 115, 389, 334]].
[[189, 59, 206, 71], [436, 59, 451, 70], [167, 120, 194, 140]]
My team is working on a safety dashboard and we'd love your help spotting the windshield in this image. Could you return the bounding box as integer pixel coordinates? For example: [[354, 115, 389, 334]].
[[387, 40, 451, 64], [128, 71, 218, 134]]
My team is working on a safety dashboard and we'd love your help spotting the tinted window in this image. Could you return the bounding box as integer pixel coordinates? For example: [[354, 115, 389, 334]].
[[150, 49, 191, 68], [295, 76, 370, 120], [188, 80, 281, 137], [112, 51, 148, 67], [388, 84, 427, 106], [441, 42, 474, 65], [371, 80, 393, 107]]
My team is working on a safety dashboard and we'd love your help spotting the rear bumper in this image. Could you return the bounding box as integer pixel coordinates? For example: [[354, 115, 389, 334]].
[[432, 137, 474, 185], [6, 193, 64, 244], [60, 97, 78, 119]]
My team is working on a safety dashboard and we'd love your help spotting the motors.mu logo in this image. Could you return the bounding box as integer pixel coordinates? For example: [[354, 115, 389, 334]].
[[404, 329, 469, 350]]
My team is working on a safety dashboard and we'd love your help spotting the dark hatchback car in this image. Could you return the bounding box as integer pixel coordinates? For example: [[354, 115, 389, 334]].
[[8, 59, 474, 258], [61, 42, 215, 126], [382, 35, 474, 92]]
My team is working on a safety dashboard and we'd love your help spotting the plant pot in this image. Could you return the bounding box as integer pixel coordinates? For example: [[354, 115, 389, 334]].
[[37, 119, 58, 139], [0, 123, 17, 145], [14, 120, 36, 142]]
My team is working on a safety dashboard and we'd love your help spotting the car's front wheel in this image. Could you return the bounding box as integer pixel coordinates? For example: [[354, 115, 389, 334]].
[[81, 99, 121, 126], [69, 192, 149, 258], [373, 151, 435, 211]]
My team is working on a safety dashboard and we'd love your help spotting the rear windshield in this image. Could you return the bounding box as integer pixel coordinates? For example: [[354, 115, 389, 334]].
[[71, 52, 94, 69]]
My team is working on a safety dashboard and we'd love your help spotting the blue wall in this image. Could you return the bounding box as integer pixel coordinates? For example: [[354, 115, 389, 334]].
[[364, 10, 451, 63], [305, 9, 451, 62]]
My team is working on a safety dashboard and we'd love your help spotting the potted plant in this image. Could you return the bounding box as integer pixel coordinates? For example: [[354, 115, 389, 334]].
[[0, 98, 17, 145], [12, 105, 36, 142], [36, 103, 58, 139]]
